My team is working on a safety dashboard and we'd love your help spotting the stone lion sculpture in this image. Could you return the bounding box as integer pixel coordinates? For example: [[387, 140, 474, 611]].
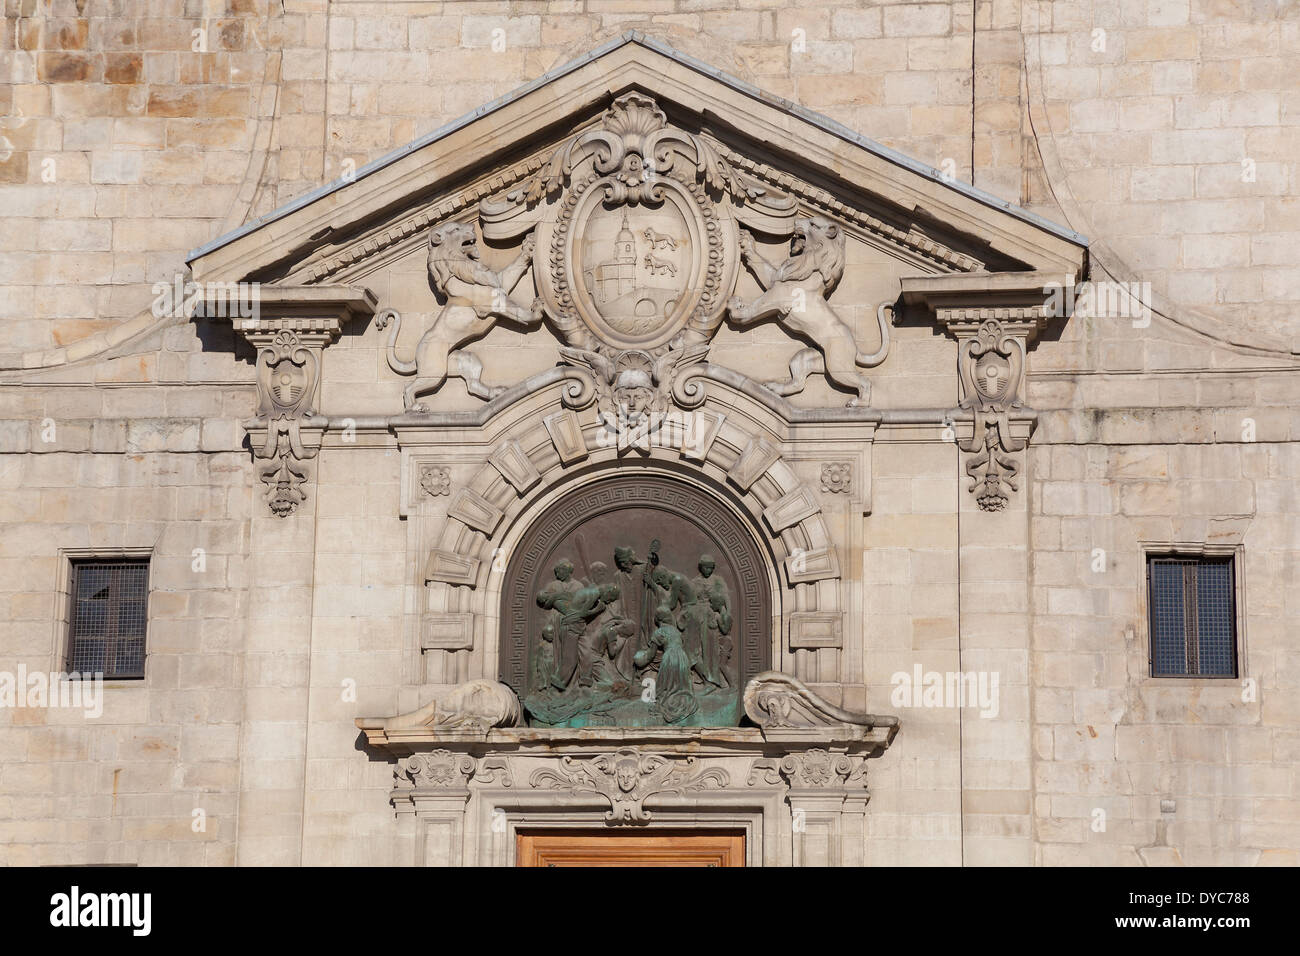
[[377, 221, 543, 409], [726, 216, 890, 406]]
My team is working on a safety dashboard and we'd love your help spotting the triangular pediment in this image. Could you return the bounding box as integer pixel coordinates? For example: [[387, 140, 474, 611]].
[[187, 32, 1085, 287]]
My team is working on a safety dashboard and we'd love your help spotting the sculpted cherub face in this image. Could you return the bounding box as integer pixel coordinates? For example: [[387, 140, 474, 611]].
[[613, 368, 655, 424], [615, 758, 639, 793]]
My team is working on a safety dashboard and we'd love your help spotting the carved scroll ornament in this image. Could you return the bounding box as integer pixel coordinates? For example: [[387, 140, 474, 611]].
[[529, 748, 729, 824]]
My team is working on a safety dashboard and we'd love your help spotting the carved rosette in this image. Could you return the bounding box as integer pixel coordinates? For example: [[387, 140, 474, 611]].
[[820, 462, 852, 494], [528, 748, 730, 824], [419, 464, 451, 497]]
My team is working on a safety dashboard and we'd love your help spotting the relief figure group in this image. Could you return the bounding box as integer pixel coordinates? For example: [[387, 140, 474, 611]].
[[526, 540, 736, 727]]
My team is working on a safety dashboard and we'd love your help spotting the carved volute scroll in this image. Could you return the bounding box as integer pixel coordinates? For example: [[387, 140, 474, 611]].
[[499, 473, 773, 728]]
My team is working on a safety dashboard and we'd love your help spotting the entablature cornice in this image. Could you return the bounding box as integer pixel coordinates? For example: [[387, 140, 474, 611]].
[[899, 270, 1077, 344]]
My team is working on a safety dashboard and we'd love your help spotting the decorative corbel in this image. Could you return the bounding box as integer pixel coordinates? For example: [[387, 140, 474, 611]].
[[899, 272, 1073, 512], [202, 286, 378, 517]]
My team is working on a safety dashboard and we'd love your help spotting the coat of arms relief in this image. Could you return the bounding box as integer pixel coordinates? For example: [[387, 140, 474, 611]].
[[377, 92, 893, 420]]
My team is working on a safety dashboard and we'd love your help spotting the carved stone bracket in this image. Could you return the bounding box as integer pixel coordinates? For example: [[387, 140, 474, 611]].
[[395, 751, 516, 791], [747, 749, 868, 791], [900, 272, 1067, 512], [215, 286, 378, 517]]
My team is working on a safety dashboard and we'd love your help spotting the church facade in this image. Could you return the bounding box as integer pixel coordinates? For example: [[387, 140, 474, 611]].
[[1, 9, 1297, 867]]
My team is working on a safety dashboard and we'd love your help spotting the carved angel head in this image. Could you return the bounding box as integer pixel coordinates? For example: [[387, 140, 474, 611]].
[[614, 756, 641, 793]]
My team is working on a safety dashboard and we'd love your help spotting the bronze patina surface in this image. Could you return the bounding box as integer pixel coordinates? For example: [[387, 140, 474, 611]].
[[500, 474, 772, 727]]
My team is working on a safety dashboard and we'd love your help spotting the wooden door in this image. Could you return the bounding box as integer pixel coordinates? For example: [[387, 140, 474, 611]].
[[516, 829, 745, 867]]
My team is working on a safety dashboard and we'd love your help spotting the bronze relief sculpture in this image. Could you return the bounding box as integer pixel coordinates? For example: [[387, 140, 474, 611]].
[[500, 475, 771, 728], [524, 540, 739, 728]]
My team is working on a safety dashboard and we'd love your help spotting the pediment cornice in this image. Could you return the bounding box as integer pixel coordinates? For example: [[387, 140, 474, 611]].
[[187, 33, 1086, 287]]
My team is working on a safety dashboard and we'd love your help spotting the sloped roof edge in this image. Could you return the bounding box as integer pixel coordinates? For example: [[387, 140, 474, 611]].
[[186, 31, 1087, 265]]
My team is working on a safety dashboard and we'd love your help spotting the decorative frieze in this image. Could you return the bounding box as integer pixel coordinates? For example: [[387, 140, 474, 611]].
[[529, 749, 730, 824]]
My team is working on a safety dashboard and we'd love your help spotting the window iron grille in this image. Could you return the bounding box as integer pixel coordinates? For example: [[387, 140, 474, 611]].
[[67, 559, 149, 679], [1147, 555, 1236, 678]]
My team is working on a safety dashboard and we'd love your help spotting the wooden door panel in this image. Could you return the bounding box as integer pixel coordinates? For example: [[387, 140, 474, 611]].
[[517, 829, 744, 867]]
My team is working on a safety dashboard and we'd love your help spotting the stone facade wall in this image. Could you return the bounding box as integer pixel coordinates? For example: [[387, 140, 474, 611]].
[[1, 0, 1297, 865]]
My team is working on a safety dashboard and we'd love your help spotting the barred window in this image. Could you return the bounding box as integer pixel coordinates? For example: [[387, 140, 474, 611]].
[[1147, 554, 1237, 678], [67, 559, 149, 679]]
